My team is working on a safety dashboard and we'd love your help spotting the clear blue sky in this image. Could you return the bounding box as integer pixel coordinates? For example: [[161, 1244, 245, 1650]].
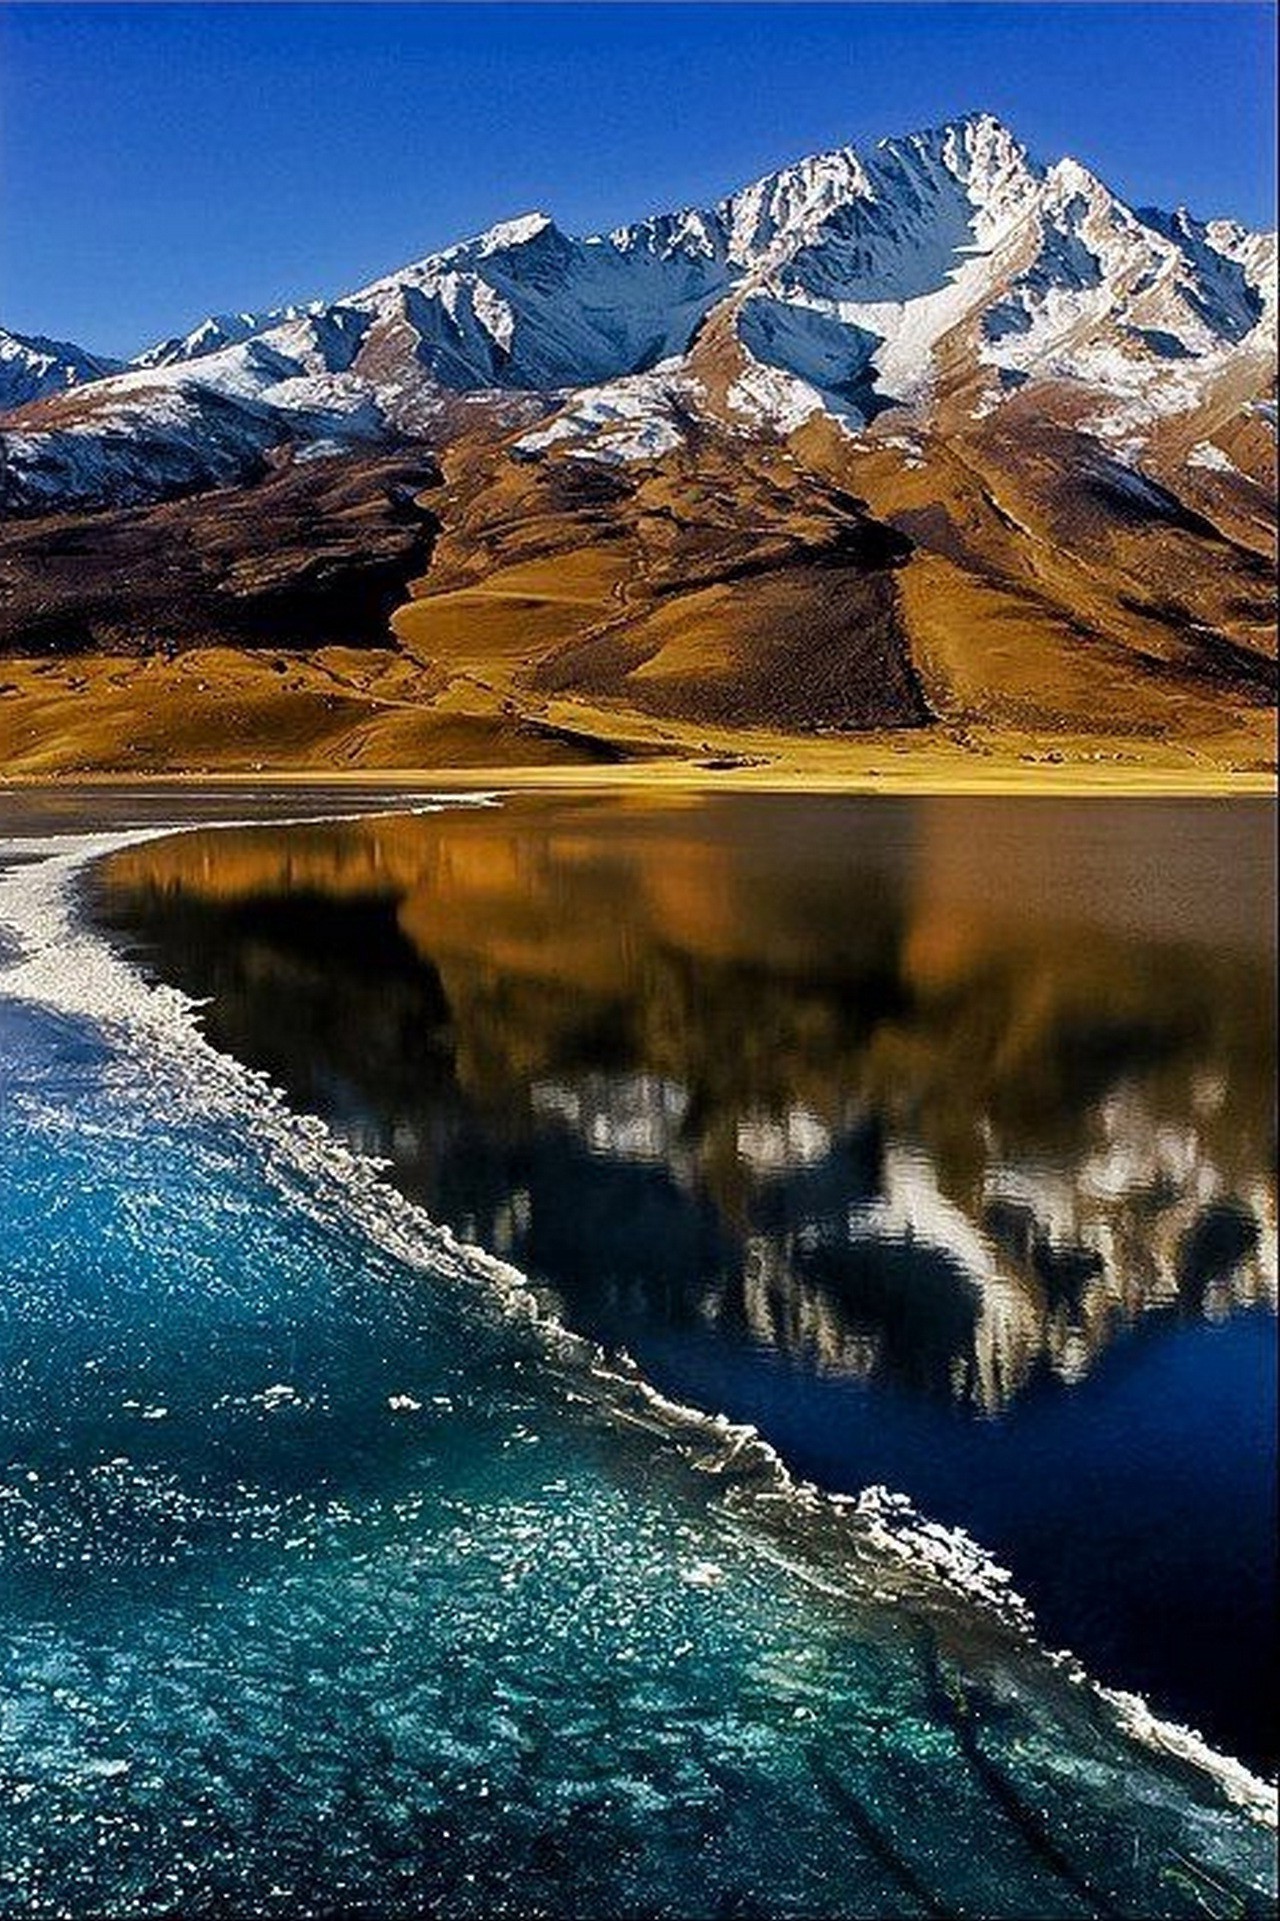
[[1, 2, 1274, 357]]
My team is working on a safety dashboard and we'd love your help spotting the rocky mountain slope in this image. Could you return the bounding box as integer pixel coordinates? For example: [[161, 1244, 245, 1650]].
[[0, 326, 123, 414], [0, 112, 1274, 777]]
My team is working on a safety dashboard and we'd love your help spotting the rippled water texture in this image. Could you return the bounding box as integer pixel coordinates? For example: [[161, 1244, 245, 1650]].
[[0, 793, 1275, 1917]]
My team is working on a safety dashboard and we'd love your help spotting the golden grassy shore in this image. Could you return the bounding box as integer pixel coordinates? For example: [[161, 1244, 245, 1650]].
[[1, 643, 1272, 798], [2, 745, 1274, 798]]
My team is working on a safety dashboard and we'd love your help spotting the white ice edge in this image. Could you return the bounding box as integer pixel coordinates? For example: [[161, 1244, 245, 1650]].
[[0, 800, 1274, 1832]]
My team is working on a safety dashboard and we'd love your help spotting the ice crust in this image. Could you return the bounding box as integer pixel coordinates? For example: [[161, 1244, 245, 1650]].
[[0, 806, 1274, 1838]]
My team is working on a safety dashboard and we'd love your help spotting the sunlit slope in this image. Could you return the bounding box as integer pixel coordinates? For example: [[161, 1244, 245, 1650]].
[[0, 109, 1274, 781], [0, 400, 1272, 778], [392, 432, 925, 734]]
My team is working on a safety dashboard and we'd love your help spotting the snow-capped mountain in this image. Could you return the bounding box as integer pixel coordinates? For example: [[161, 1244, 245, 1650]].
[[2, 112, 1274, 508], [0, 326, 122, 413], [131, 303, 324, 369]]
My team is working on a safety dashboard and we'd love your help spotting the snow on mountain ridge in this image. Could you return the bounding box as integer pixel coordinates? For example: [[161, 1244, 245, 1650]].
[[512, 360, 699, 464], [3, 112, 1274, 506], [0, 326, 123, 412], [131, 304, 325, 369]]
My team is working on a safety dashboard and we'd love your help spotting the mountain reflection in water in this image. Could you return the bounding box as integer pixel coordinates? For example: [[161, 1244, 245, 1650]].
[[95, 792, 1277, 1766]]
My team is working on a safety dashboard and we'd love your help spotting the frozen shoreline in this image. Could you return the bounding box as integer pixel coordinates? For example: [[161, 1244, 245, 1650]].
[[0, 798, 1275, 1839]]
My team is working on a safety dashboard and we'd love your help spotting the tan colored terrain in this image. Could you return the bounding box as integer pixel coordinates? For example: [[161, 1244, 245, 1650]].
[[0, 386, 1274, 789], [1, 640, 1272, 792]]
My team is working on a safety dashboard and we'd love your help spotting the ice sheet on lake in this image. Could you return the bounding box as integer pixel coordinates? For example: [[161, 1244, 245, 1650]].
[[0, 815, 1274, 1915]]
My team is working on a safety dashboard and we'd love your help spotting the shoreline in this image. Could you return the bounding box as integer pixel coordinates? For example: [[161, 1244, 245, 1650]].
[[2, 755, 1276, 800], [3, 815, 1276, 1830]]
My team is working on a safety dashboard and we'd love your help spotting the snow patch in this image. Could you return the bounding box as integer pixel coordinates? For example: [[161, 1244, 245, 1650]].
[[513, 363, 697, 464], [727, 356, 831, 434], [1187, 440, 1238, 474]]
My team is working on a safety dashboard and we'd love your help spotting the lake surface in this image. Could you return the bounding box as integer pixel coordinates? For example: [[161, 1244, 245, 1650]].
[[89, 791, 1277, 1774], [0, 786, 1275, 1916]]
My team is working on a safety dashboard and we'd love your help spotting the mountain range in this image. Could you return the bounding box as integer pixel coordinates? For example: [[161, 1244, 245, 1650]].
[[1, 112, 1274, 779]]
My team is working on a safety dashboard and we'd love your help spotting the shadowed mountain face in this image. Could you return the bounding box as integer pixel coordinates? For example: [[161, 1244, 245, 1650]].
[[0, 453, 443, 656], [0, 113, 1273, 776], [94, 792, 1277, 1763]]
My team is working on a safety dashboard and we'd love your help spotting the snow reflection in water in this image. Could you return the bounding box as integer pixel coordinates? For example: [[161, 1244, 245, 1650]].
[[0, 812, 1274, 1913], [90, 794, 1279, 1771]]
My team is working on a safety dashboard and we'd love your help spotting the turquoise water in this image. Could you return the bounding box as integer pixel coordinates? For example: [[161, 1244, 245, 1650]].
[[89, 792, 1278, 1766], [0, 820, 1275, 1917]]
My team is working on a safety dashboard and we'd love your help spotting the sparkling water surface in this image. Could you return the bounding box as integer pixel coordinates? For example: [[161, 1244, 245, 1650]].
[[90, 791, 1278, 1770], [0, 790, 1275, 1918]]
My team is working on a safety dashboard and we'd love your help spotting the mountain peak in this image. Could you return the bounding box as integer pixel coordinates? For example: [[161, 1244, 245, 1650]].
[[0, 323, 122, 412], [472, 211, 558, 255], [132, 304, 320, 370], [720, 146, 872, 262], [4, 108, 1274, 510], [875, 109, 1029, 165], [949, 107, 1022, 143]]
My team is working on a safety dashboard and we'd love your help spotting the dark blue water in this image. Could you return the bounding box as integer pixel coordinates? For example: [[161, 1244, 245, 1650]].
[[3, 856, 1274, 1916], [90, 793, 1279, 1778], [626, 1308, 1277, 1748]]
